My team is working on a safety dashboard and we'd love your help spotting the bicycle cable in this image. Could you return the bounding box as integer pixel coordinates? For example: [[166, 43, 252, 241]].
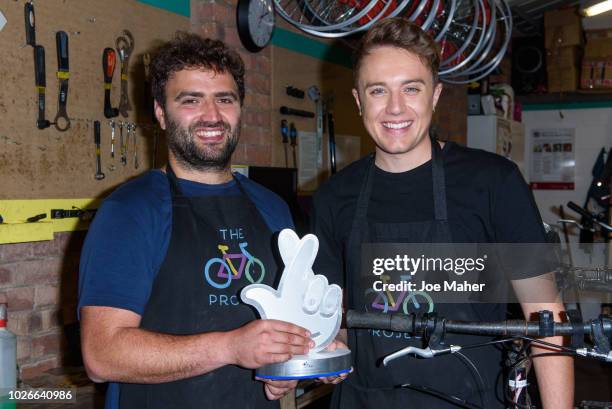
[[396, 383, 484, 409], [455, 350, 487, 409]]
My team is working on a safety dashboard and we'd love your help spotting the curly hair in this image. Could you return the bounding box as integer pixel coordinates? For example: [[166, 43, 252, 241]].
[[151, 31, 245, 108], [353, 18, 441, 86]]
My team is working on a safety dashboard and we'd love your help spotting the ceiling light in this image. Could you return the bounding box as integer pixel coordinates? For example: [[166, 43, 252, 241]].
[[582, 0, 612, 17]]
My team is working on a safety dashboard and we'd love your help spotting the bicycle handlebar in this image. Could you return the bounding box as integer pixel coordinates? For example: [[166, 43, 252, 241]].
[[345, 310, 612, 338], [567, 201, 612, 232]]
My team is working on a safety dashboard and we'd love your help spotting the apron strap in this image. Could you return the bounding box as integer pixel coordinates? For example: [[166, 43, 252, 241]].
[[346, 138, 450, 307], [431, 137, 448, 222], [165, 163, 185, 198], [164, 164, 263, 230], [346, 155, 375, 309]]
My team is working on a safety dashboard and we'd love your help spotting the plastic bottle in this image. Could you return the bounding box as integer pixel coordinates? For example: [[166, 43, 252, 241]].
[[0, 303, 17, 409]]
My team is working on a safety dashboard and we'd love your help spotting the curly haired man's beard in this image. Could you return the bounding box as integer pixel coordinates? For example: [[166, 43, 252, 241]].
[[166, 117, 240, 171]]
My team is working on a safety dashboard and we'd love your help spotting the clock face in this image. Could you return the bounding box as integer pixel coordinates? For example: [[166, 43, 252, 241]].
[[238, 0, 275, 52]]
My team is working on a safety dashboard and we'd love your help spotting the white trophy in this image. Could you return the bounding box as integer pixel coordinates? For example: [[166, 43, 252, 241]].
[[241, 229, 352, 379]]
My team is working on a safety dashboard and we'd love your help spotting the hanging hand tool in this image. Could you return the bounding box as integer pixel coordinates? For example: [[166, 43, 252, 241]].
[[125, 122, 130, 161], [24, 2, 35, 47], [281, 119, 289, 168], [118, 121, 126, 166], [308, 86, 323, 167], [129, 123, 139, 169], [115, 30, 134, 118], [53, 31, 70, 131], [0, 11, 6, 33], [26, 2, 49, 129], [279, 106, 314, 118], [328, 112, 337, 174], [34, 45, 50, 129], [102, 48, 119, 118], [108, 120, 116, 171], [285, 86, 305, 99], [27, 213, 47, 222], [94, 121, 105, 180], [289, 123, 297, 168]]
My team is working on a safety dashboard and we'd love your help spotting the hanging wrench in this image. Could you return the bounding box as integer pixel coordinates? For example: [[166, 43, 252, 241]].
[[131, 124, 139, 169], [108, 120, 116, 171], [118, 120, 127, 165], [53, 31, 71, 131], [115, 30, 134, 118], [94, 121, 105, 180]]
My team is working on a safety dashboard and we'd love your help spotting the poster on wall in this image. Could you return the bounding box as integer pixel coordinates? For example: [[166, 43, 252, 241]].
[[529, 128, 575, 190]]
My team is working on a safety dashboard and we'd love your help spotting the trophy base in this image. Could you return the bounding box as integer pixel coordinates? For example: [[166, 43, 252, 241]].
[[255, 348, 351, 380]]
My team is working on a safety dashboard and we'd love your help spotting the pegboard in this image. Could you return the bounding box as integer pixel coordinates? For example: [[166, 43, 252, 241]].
[[270, 22, 368, 188], [0, 0, 189, 199]]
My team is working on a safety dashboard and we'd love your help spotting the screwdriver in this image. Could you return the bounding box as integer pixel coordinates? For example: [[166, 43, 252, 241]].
[[281, 119, 289, 168], [289, 123, 297, 168]]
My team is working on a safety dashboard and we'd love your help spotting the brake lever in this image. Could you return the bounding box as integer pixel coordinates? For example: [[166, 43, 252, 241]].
[[382, 345, 462, 366], [557, 219, 595, 233]]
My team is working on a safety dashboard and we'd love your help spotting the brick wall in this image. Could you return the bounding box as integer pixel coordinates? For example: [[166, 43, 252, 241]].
[[0, 232, 84, 382], [191, 0, 273, 166]]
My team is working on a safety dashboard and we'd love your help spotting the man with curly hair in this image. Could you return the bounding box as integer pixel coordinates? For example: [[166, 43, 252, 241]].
[[79, 32, 312, 409]]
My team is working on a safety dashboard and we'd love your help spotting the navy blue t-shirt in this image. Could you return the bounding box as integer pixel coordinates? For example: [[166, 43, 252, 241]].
[[78, 170, 294, 409]]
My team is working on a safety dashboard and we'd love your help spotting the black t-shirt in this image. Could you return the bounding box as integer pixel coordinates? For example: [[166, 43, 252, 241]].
[[311, 142, 550, 408], [313, 141, 548, 288]]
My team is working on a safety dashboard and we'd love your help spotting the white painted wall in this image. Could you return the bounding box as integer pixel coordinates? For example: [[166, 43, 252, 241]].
[[582, 12, 612, 30], [522, 107, 612, 241], [523, 108, 612, 317]]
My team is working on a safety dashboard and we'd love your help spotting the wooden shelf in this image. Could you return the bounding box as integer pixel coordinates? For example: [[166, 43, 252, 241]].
[[0, 198, 100, 244], [519, 91, 612, 110]]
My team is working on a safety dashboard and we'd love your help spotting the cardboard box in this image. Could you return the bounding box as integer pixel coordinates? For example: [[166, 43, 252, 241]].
[[584, 30, 612, 59], [585, 39, 612, 58], [581, 59, 612, 89], [585, 29, 612, 41], [546, 46, 581, 69], [544, 8, 582, 49], [548, 65, 579, 92]]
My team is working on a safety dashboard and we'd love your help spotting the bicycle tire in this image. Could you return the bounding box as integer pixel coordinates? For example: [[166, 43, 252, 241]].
[[294, 0, 399, 38], [442, 0, 512, 83], [364, 288, 390, 313], [439, 0, 489, 75], [204, 258, 233, 289], [245, 257, 266, 284], [403, 291, 435, 314], [275, 0, 383, 33]]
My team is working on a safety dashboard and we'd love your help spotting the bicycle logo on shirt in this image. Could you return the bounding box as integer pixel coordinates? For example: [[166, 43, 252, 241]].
[[203, 242, 266, 289], [364, 274, 434, 314]]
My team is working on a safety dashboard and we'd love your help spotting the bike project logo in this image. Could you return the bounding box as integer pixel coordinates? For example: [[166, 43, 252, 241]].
[[203, 241, 266, 290]]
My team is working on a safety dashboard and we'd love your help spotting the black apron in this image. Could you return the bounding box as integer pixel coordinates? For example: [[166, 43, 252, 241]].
[[333, 138, 505, 409], [120, 166, 279, 409]]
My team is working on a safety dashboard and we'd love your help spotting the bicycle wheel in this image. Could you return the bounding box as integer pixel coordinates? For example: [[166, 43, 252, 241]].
[[364, 288, 389, 313], [204, 258, 233, 289], [275, 0, 382, 33], [438, 0, 490, 75], [245, 257, 266, 284], [403, 291, 434, 314], [296, 0, 400, 38], [443, 0, 512, 83]]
